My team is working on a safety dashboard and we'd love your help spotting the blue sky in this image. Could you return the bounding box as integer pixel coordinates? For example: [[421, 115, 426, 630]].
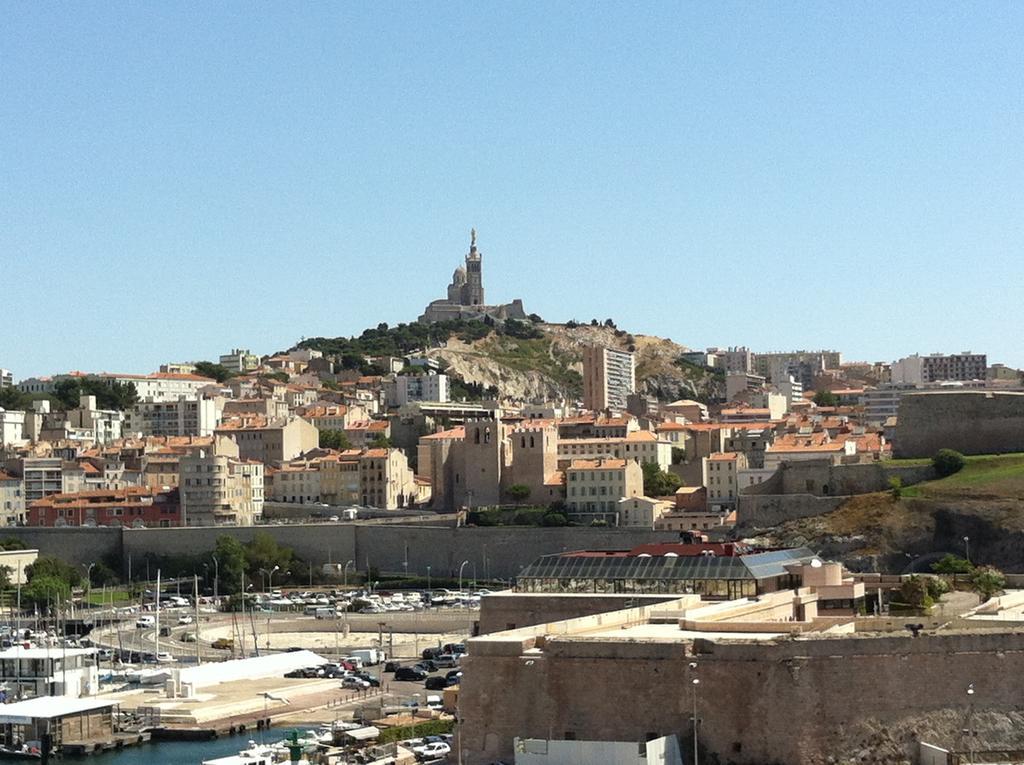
[[2, 3, 1022, 377]]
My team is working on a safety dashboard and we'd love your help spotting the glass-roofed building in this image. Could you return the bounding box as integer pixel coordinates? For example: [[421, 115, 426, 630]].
[[515, 543, 818, 599]]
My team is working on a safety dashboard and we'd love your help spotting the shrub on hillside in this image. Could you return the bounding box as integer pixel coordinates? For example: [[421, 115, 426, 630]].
[[933, 449, 966, 477]]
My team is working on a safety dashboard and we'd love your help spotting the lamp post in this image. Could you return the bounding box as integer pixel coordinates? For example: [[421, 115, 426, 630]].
[[84, 563, 95, 604], [963, 536, 971, 565], [343, 560, 354, 589], [211, 555, 219, 603], [689, 662, 700, 765], [426, 565, 431, 592], [966, 683, 976, 765], [458, 560, 469, 595]]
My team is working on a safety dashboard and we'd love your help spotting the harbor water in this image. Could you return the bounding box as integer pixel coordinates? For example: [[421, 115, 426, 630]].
[[84, 728, 299, 765]]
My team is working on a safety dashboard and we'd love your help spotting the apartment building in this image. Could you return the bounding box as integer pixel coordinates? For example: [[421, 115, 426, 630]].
[[0, 472, 25, 526], [179, 448, 264, 526], [219, 348, 260, 373], [725, 372, 766, 402], [0, 369, 12, 389], [127, 394, 222, 437], [557, 430, 672, 470], [892, 352, 988, 384], [27, 486, 181, 527], [0, 409, 25, 447], [100, 372, 216, 402], [385, 373, 451, 407], [214, 415, 319, 463], [582, 346, 635, 412], [268, 461, 322, 504], [702, 451, 749, 511], [617, 496, 671, 529], [318, 448, 416, 509], [565, 458, 643, 524], [753, 350, 842, 382]]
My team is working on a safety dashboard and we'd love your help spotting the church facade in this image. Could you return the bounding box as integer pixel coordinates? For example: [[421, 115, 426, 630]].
[[418, 230, 528, 324]]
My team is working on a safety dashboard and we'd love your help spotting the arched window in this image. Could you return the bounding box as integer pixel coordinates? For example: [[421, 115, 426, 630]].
[[521, 436, 526, 448], [530, 436, 535, 448], [484, 429, 491, 444]]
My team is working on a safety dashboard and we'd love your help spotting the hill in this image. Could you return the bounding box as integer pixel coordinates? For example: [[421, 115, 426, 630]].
[[297, 319, 724, 404], [759, 454, 1024, 573]]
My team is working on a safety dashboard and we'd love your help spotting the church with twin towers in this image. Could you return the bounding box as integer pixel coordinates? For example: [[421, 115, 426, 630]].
[[418, 229, 528, 324]]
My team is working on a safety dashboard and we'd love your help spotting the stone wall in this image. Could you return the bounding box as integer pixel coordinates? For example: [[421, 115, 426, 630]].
[[736, 494, 846, 529], [895, 390, 1024, 458], [460, 628, 1024, 765], [120, 524, 679, 579], [743, 459, 936, 497], [1, 527, 121, 566]]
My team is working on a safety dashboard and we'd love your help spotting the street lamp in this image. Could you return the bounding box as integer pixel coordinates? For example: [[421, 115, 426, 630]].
[[343, 560, 354, 588], [211, 555, 219, 603], [426, 565, 431, 592], [83, 563, 95, 603], [963, 536, 971, 564], [689, 662, 700, 765], [458, 560, 470, 594], [966, 683, 976, 765]]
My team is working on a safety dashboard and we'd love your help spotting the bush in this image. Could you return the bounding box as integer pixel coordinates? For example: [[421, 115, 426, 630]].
[[933, 449, 966, 478], [888, 476, 903, 500], [925, 576, 949, 601], [971, 565, 1006, 601], [931, 554, 972, 575], [899, 575, 934, 609], [541, 512, 567, 527]]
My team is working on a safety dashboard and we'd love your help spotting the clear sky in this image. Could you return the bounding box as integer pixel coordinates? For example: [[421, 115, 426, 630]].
[[2, 3, 1022, 378]]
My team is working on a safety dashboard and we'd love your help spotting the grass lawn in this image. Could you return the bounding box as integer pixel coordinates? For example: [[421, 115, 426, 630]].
[[905, 453, 1024, 498], [85, 589, 133, 605]]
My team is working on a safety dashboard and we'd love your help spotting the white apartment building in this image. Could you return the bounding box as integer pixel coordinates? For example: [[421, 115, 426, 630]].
[[219, 348, 260, 373], [565, 458, 643, 523], [0, 409, 26, 447], [582, 346, 635, 412], [617, 496, 671, 529], [128, 394, 222, 437], [0, 369, 12, 389], [385, 374, 451, 407], [66, 396, 123, 445], [269, 462, 322, 504], [0, 646, 99, 698], [892, 352, 988, 384]]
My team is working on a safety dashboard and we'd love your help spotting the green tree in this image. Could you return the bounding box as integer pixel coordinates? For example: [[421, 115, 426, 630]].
[[933, 449, 966, 478], [899, 575, 933, 609], [319, 430, 352, 450], [888, 476, 903, 500], [506, 484, 531, 503], [0, 387, 29, 411], [25, 556, 81, 588], [368, 434, 391, 449], [642, 462, 682, 497], [193, 361, 234, 383], [541, 512, 568, 527], [0, 537, 25, 551], [813, 389, 839, 407], [244, 532, 295, 586], [931, 554, 973, 575], [21, 575, 71, 610], [214, 535, 247, 595], [970, 565, 1006, 601], [0, 566, 12, 591], [53, 377, 138, 411], [89, 562, 118, 587]]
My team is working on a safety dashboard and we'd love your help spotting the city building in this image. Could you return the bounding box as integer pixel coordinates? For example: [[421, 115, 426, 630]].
[[0, 646, 99, 698], [27, 486, 181, 528], [892, 352, 988, 384], [565, 458, 643, 524], [127, 394, 223, 437], [0, 471, 25, 526], [582, 346, 635, 412], [179, 445, 264, 526], [617, 496, 671, 528], [702, 451, 748, 510], [318, 448, 417, 509], [725, 371, 765, 402], [418, 230, 527, 323], [385, 373, 450, 407], [0, 409, 26, 447], [753, 350, 842, 384], [214, 415, 319, 463], [65, 396, 123, 445], [557, 430, 672, 471], [0, 369, 12, 389], [219, 348, 261, 373]]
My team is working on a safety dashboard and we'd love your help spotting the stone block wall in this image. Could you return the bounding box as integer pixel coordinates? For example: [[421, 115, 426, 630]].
[[895, 391, 1024, 458]]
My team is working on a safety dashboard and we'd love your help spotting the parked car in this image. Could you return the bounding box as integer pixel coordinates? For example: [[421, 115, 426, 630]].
[[158, 626, 172, 637], [433, 653, 460, 668], [341, 676, 370, 690], [354, 672, 380, 687], [415, 659, 438, 673], [383, 660, 401, 673], [442, 643, 466, 655], [211, 637, 233, 650], [135, 616, 155, 629], [424, 675, 452, 691], [421, 647, 442, 660], [394, 666, 427, 681], [180, 632, 197, 643], [177, 615, 193, 625], [413, 741, 451, 760], [445, 669, 463, 682]]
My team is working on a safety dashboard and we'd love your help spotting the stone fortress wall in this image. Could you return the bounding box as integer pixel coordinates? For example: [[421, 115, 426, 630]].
[[895, 390, 1024, 458]]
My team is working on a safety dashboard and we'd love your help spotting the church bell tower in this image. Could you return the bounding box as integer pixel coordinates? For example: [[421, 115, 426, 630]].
[[462, 228, 485, 307]]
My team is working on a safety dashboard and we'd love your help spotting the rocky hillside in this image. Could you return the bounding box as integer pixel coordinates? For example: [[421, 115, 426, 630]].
[[425, 322, 724, 404], [754, 455, 1024, 573]]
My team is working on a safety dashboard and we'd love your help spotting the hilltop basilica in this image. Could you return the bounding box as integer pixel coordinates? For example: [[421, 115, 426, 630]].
[[417, 230, 527, 324]]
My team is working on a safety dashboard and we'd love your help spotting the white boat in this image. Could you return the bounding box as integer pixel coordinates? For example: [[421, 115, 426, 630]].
[[202, 742, 277, 765]]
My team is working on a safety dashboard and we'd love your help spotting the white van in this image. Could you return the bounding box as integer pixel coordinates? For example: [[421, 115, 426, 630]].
[[135, 615, 155, 629], [314, 607, 334, 620]]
